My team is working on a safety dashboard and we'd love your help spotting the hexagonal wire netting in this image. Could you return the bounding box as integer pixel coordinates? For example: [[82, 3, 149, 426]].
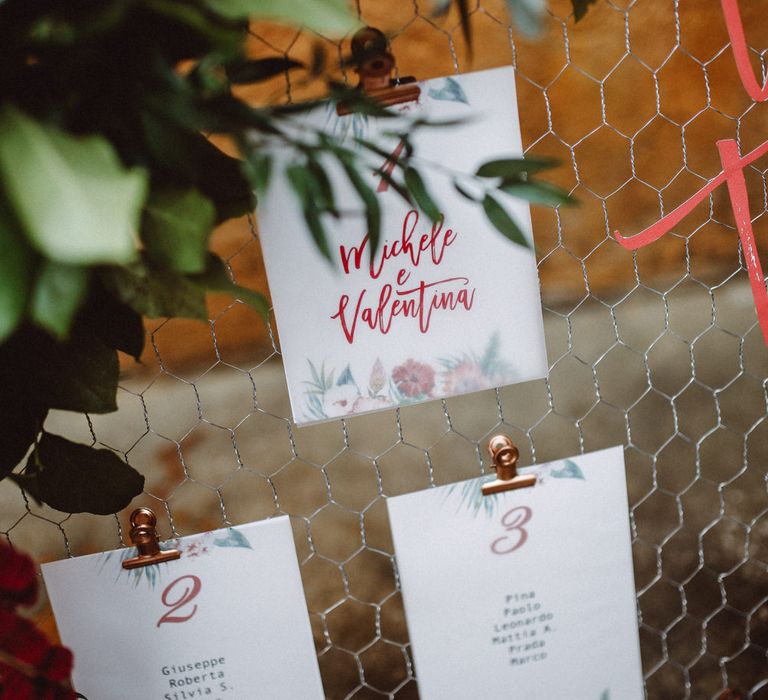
[[4, 0, 768, 698]]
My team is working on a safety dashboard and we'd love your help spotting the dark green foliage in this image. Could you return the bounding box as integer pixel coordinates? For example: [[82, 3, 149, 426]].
[[14, 433, 144, 515], [572, 0, 598, 22], [482, 194, 531, 249], [0, 0, 570, 515], [0, 0, 280, 514]]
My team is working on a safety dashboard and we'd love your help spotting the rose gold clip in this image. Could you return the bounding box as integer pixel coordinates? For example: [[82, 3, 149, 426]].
[[482, 435, 537, 496], [122, 507, 180, 570], [718, 690, 743, 700], [336, 26, 421, 116]]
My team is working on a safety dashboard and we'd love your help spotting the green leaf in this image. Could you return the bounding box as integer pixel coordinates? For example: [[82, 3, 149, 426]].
[[287, 164, 332, 262], [454, 181, 479, 202], [482, 194, 531, 249], [192, 134, 256, 222], [0, 199, 33, 343], [29, 262, 90, 339], [225, 57, 303, 84], [82, 280, 145, 361], [100, 262, 208, 320], [17, 433, 144, 515], [456, 0, 472, 49], [190, 254, 270, 324], [139, 127, 254, 223], [476, 156, 558, 179], [0, 325, 120, 414], [39, 330, 119, 414], [499, 180, 575, 207], [307, 155, 337, 215], [201, 0, 360, 34], [404, 167, 441, 222], [376, 169, 413, 207], [141, 188, 215, 274], [0, 106, 147, 265], [242, 150, 273, 194], [0, 396, 46, 480], [0, 327, 49, 477], [26, 2, 130, 45], [339, 156, 382, 256], [505, 0, 546, 36], [572, 0, 598, 21], [144, 0, 246, 52]]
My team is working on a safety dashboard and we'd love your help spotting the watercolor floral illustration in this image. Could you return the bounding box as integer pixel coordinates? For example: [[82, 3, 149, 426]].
[[302, 332, 516, 420], [445, 457, 586, 519], [98, 527, 252, 589]]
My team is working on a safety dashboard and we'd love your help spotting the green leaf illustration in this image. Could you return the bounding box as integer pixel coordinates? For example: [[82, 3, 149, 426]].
[[428, 77, 470, 105], [550, 459, 585, 480], [337, 364, 355, 386], [213, 528, 253, 549]]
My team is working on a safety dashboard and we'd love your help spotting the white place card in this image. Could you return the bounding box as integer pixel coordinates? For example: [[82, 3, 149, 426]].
[[42, 516, 323, 700], [257, 66, 548, 425], [387, 446, 644, 699]]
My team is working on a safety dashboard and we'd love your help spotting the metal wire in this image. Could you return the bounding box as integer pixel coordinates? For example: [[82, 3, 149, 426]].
[[3, 1, 768, 698]]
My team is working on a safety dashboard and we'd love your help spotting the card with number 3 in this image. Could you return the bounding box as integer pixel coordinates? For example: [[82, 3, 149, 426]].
[[387, 445, 644, 699], [42, 516, 323, 700]]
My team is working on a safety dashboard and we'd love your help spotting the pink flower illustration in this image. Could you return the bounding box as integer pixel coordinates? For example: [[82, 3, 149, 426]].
[[392, 359, 435, 398], [442, 360, 488, 394], [369, 358, 386, 395], [352, 395, 392, 413]]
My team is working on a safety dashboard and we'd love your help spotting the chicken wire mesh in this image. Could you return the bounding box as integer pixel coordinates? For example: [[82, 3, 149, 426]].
[[3, 0, 768, 697]]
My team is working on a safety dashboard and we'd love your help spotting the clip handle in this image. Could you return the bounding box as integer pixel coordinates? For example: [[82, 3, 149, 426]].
[[336, 26, 421, 116], [481, 435, 536, 496], [351, 27, 395, 91], [122, 507, 181, 570]]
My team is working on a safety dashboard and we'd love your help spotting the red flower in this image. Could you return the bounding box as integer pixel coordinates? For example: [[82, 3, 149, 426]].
[[0, 542, 37, 609], [392, 359, 435, 398], [0, 542, 77, 699]]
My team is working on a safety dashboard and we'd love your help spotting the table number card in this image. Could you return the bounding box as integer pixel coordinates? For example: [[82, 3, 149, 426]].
[[387, 446, 644, 699], [42, 516, 323, 700], [257, 66, 548, 425]]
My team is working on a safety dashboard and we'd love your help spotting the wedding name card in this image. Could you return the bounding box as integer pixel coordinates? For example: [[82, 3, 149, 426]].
[[387, 446, 643, 699], [257, 66, 548, 425], [42, 516, 323, 699]]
